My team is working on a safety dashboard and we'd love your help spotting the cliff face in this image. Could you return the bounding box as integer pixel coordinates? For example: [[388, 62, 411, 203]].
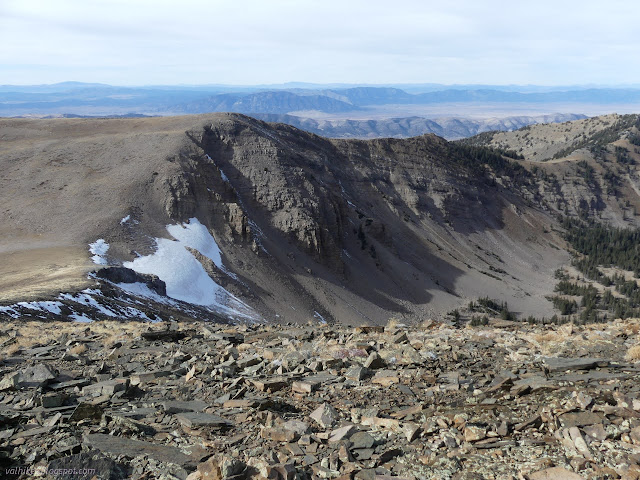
[[146, 115, 569, 323], [2, 113, 639, 324]]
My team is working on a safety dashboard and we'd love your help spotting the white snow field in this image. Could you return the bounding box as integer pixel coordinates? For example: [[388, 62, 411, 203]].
[[124, 218, 257, 321]]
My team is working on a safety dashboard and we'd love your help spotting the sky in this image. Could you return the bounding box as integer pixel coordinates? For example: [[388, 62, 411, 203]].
[[1, 0, 639, 86]]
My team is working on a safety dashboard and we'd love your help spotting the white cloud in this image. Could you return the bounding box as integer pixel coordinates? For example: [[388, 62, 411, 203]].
[[1, 0, 639, 85]]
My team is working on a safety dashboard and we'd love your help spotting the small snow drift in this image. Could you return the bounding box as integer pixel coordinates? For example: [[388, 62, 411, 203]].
[[89, 239, 109, 265], [124, 218, 258, 321]]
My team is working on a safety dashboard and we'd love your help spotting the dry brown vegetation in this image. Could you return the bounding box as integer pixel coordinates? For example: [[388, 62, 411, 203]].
[[0, 320, 147, 353], [68, 343, 88, 355], [626, 344, 640, 361], [3, 343, 20, 356]]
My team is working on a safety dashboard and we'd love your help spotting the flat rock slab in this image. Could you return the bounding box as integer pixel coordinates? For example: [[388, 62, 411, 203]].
[[543, 358, 608, 372], [82, 379, 129, 397], [69, 403, 104, 423], [13, 425, 54, 439], [161, 400, 208, 414], [17, 363, 58, 387], [513, 376, 555, 391], [293, 373, 339, 393], [350, 431, 375, 449], [141, 330, 186, 342], [130, 370, 173, 385], [554, 371, 631, 383], [175, 412, 234, 429], [49, 379, 91, 391], [48, 452, 130, 480], [558, 412, 605, 428], [529, 467, 585, 480], [84, 433, 195, 467]]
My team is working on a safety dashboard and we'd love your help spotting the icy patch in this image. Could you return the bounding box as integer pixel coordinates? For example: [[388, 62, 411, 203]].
[[0, 285, 167, 322], [247, 220, 266, 239], [220, 169, 230, 183], [116, 282, 178, 306], [82, 288, 102, 295], [70, 312, 94, 323], [314, 311, 328, 324], [124, 218, 257, 320], [121, 306, 151, 320], [0, 306, 19, 318], [59, 293, 117, 317], [16, 301, 63, 315], [247, 220, 268, 255], [120, 215, 131, 224], [89, 239, 109, 265]]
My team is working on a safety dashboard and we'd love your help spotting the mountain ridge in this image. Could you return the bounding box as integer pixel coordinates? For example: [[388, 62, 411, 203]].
[[251, 113, 587, 140], [3, 83, 640, 119], [2, 112, 640, 325]]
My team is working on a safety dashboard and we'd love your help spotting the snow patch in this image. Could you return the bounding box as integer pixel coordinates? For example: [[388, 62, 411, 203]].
[[220, 170, 230, 183], [123, 218, 257, 320], [247, 220, 268, 254], [248, 220, 266, 239], [59, 293, 117, 317], [16, 301, 63, 315], [70, 312, 94, 323], [116, 282, 178, 306], [0, 306, 19, 318], [89, 239, 109, 265], [166, 218, 223, 269], [121, 306, 152, 321], [314, 311, 327, 324], [120, 215, 131, 224]]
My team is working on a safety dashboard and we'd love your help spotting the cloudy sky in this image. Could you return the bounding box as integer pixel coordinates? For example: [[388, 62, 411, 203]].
[[1, 0, 638, 86]]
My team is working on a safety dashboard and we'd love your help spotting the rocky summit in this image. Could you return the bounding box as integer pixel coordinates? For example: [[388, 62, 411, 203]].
[[1, 318, 640, 479]]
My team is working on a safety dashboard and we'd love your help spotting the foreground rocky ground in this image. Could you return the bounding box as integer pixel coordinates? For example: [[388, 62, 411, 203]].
[[1, 318, 640, 480]]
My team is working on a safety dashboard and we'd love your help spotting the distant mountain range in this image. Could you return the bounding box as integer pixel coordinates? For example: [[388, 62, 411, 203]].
[[251, 113, 587, 140], [2, 82, 640, 120]]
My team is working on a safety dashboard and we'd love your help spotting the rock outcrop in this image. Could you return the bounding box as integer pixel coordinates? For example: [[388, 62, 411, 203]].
[[95, 267, 166, 296]]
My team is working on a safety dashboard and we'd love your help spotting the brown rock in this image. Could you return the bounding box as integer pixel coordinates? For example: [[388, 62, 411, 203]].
[[329, 425, 357, 443], [292, 380, 319, 394], [261, 427, 298, 442], [309, 403, 339, 428], [361, 416, 401, 432], [528, 467, 585, 480], [364, 352, 386, 370], [558, 412, 604, 428], [252, 378, 288, 392], [198, 456, 246, 480], [266, 463, 296, 480], [371, 370, 400, 386], [464, 424, 487, 442]]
